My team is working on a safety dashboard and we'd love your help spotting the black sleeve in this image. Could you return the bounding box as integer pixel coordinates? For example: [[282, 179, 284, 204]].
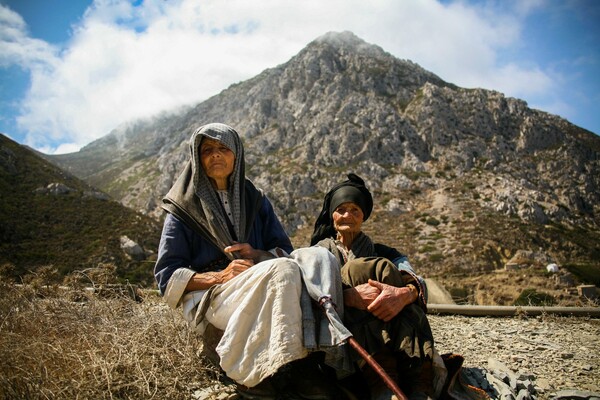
[[374, 243, 403, 261]]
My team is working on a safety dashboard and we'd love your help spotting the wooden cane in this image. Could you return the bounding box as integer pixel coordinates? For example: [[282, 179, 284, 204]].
[[318, 297, 408, 400], [346, 337, 408, 400]]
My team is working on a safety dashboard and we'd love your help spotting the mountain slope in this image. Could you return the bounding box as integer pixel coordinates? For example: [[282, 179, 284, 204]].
[[0, 134, 161, 284], [46, 31, 600, 302]]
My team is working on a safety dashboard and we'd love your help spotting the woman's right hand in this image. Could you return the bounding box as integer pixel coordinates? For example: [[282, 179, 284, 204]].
[[224, 242, 274, 263], [219, 258, 255, 283], [185, 259, 254, 292]]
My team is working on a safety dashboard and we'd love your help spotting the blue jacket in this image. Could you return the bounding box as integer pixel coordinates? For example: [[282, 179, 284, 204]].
[[154, 196, 293, 294]]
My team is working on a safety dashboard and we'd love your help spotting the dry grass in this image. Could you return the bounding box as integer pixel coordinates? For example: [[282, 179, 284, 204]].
[[0, 281, 219, 399]]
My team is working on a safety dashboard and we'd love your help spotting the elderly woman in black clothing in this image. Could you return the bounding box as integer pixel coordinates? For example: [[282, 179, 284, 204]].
[[311, 173, 436, 400]]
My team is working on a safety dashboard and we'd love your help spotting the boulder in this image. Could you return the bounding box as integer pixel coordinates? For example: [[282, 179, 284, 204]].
[[120, 236, 146, 261]]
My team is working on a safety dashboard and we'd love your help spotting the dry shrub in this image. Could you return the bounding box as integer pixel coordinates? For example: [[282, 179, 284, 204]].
[[0, 282, 219, 399], [64, 263, 120, 287]]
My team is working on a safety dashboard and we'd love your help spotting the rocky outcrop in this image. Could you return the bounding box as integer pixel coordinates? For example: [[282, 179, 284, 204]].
[[34, 182, 76, 195]]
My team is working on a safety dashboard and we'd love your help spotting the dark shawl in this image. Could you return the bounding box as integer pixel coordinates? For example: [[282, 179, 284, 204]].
[[316, 233, 401, 267]]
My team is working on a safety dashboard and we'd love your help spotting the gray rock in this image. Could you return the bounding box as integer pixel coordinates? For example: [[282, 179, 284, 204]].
[[35, 182, 76, 195], [517, 379, 536, 393], [560, 352, 575, 360], [120, 235, 146, 261], [517, 388, 531, 400], [487, 372, 515, 398], [551, 390, 600, 400]]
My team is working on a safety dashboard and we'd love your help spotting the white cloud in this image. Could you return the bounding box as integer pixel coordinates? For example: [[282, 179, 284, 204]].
[[3, 0, 563, 153], [490, 63, 554, 97], [0, 5, 58, 68]]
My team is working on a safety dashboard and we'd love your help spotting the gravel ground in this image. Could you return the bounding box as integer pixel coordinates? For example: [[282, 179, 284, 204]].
[[195, 314, 600, 400], [428, 314, 600, 399]]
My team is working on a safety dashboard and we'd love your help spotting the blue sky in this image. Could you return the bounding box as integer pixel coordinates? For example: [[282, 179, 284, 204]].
[[0, 0, 598, 154]]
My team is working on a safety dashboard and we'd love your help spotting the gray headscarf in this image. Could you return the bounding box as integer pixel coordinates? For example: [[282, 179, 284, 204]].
[[162, 123, 263, 260]]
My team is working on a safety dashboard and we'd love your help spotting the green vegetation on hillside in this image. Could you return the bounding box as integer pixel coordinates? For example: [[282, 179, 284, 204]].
[[0, 135, 162, 286]]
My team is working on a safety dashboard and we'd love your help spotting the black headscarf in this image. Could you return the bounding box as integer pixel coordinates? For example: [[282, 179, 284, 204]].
[[310, 173, 373, 246]]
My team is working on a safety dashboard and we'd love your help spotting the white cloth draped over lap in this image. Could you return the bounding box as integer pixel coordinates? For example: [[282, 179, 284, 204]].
[[165, 246, 351, 387]]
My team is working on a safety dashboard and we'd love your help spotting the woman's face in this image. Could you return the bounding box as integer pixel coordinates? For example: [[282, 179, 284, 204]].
[[200, 138, 235, 190], [332, 202, 364, 235]]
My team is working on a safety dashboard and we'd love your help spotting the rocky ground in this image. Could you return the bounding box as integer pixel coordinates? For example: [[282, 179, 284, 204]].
[[195, 314, 600, 400], [429, 314, 600, 400], [187, 268, 599, 400]]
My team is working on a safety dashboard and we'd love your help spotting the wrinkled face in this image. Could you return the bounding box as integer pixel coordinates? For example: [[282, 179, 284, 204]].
[[200, 138, 235, 189], [332, 202, 364, 235]]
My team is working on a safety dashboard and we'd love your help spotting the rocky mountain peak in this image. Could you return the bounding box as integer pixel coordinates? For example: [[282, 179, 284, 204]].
[[46, 31, 600, 284]]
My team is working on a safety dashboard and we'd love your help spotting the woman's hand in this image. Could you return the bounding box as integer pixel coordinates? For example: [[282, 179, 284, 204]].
[[366, 280, 417, 322], [220, 258, 255, 282], [185, 258, 254, 292], [344, 279, 418, 322], [224, 243, 274, 263], [344, 283, 381, 309]]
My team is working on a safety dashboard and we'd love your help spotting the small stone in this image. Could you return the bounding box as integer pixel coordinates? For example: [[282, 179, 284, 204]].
[[560, 352, 575, 359], [552, 389, 600, 399], [494, 370, 511, 385], [516, 388, 531, 400], [534, 386, 545, 394], [521, 379, 536, 393], [487, 372, 514, 397], [488, 358, 512, 374], [535, 378, 552, 392], [518, 372, 536, 381]]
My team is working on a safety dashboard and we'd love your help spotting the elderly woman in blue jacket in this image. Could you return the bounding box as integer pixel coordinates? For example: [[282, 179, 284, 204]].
[[154, 123, 341, 399]]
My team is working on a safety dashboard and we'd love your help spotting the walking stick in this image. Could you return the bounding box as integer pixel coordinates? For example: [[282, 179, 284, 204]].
[[318, 297, 408, 400]]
